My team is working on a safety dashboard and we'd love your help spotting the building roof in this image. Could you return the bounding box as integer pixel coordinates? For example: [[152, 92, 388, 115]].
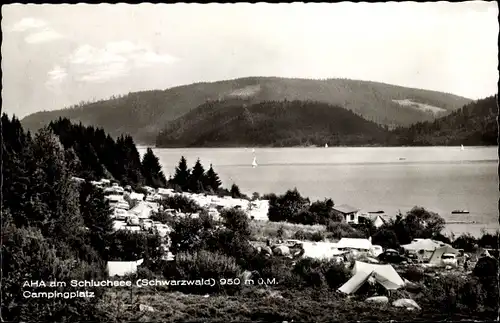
[[333, 204, 360, 214], [337, 238, 372, 250]]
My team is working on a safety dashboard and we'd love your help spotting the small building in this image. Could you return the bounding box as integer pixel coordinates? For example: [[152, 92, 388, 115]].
[[359, 214, 387, 228], [332, 204, 361, 224]]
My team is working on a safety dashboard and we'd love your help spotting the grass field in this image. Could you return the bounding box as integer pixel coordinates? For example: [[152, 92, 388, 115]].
[[250, 220, 328, 241]]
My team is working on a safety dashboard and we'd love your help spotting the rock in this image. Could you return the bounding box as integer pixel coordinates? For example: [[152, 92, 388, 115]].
[[273, 245, 290, 256], [138, 304, 155, 312], [392, 298, 421, 310], [266, 290, 283, 299], [365, 296, 389, 304], [241, 270, 253, 282]]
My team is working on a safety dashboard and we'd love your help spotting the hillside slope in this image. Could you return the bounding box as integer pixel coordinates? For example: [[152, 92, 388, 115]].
[[393, 95, 498, 146], [156, 99, 392, 147], [21, 77, 471, 144]]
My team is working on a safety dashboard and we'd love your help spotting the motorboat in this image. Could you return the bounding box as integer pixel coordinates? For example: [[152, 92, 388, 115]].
[[451, 210, 470, 214]]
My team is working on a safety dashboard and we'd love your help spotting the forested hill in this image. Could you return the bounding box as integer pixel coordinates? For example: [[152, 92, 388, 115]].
[[393, 95, 498, 146], [21, 77, 471, 144], [156, 100, 392, 147]]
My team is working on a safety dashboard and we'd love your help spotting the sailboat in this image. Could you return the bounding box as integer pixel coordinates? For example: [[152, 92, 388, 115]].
[[252, 156, 258, 168], [461, 144, 465, 151], [325, 143, 328, 148]]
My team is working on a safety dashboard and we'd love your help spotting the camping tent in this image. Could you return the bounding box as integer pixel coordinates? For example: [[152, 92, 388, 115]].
[[338, 261, 405, 294], [401, 239, 449, 260], [107, 259, 144, 277], [428, 245, 460, 265]]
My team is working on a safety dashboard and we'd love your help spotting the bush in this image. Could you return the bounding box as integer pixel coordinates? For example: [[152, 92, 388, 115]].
[[292, 258, 350, 290], [452, 233, 478, 252], [292, 229, 324, 242], [473, 256, 498, 281], [371, 227, 400, 250], [160, 195, 202, 213], [327, 221, 365, 239], [220, 207, 252, 237], [169, 215, 217, 254], [170, 250, 243, 295], [106, 230, 165, 263], [400, 266, 425, 282], [244, 254, 301, 288]]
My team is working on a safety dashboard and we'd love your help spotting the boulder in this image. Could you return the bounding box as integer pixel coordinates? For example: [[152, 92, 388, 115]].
[[392, 298, 421, 310], [138, 304, 155, 312], [273, 245, 290, 256], [365, 296, 389, 304]]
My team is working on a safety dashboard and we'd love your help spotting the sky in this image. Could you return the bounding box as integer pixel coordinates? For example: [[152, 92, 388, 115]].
[[2, 2, 499, 119]]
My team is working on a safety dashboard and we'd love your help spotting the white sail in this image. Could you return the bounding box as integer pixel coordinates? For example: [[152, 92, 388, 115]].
[[325, 143, 328, 148], [461, 144, 465, 151], [252, 157, 258, 168], [252, 148, 255, 153]]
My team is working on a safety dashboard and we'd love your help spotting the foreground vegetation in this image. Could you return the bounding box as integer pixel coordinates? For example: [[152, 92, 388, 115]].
[[96, 287, 497, 322]]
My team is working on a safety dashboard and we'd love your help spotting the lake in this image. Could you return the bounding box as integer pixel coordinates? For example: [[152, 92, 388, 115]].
[[139, 146, 499, 237]]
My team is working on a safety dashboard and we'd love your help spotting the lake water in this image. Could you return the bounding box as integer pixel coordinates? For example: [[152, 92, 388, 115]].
[[139, 146, 499, 237]]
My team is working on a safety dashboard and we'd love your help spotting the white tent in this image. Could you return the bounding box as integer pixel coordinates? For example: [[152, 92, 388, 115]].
[[301, 241, 347, 260], [337, 238, 372, 251], [338, 261, 405, 294], [402, 239, 450, 260], [107, 259, 144, 277]]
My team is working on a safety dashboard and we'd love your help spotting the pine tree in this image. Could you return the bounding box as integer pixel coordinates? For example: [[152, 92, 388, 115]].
[[230, 183, 242, 198], [79, 181, 114, 258], [188, 158, 206, 193], [141, 148, 167, 188], [123, 135, 144, 186], [28, 127, 83, 241], [204, 164, 222, 193], [173, 156, 191, 191], [1, 114, 33, 228]]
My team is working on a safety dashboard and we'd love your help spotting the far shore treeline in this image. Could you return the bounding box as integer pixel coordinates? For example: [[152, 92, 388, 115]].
[[2, 113, 499, 322], [155, 95, 498, 148]]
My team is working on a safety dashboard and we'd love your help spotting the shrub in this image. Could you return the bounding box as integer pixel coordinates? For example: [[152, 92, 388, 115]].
[[473, 256, 499, 281], [160, 195, 202, 213], [169, 215, 217, 254], [452, 233, 478, 252], [292, 258, 350, 289], [400, 266, 425, 282], [327, 221, 364, 239], [371, 227, 400, 250], [106, 230, 164, 263], [311, 231, 325, 242], [171, 250, 243, 295], [220, 207, 252, 237]]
